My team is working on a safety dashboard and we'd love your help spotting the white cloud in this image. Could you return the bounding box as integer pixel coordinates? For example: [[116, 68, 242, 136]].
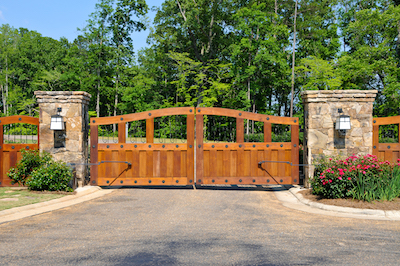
[[0, 10, 5, 22]]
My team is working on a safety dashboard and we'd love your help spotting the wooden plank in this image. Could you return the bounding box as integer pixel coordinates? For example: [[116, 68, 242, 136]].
[[9, 151, 17, 170], [250, 149, 258, 177], [186, 114, 195, 184], [264, 122, 272, 142], [278, 150, 286, 179], [201, 176, 293, 185], [146, 118, 154, 143], [257, 150, 264, 177], [131, 150, 139, 177], [378, 143, 400, 150], [270, 150, 278, 176], [196, 108, 299, 125], [160, 150, 167, 178], [231, 150, 237, 177], [97, 177, 189, 186], [384, 150, 393, 162], [146, 151, 153, 177], [167, 151, 174, 177], [125, 150, 133, 178], [153, 151, 160, 177], [285, 150, 291, 176], [106, 151, 114, 178], [203, 142, 291, 150], [118, 149, 127, 179], [196, 114, 204, 183], [373, 116, 400, 126], [223, 150, 230, 177], [209, 149, 217, 178], [237, 147, 244, 177], [2, 144, 38, 151], [91, 107, 194, 125], [98, 143, 189, 151], [217, 150, 223, 177], [204, 151, 210, 177], [3, 152, 10, 185], [0, 116, 39, 126], [243, 150, 251, 177], [372, 125, 379, 157], [90, 125, 98, 186], [139, 151, 146, 177], [236, 118, 244, 143], [181, 150, 187, 177], [173, 150, 181, 177], [291, 124, 299, 184], [118, 123, 126, 143]]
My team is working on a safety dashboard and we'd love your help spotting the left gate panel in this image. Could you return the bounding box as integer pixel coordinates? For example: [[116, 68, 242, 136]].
[[0, 116, 39, 187], [90, 108, 195, 186]]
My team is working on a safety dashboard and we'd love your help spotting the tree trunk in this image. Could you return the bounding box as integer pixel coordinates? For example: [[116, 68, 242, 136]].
[[273, 0, 278, 39], [290, 0, 298, 117], [5, 55, 9, 116]]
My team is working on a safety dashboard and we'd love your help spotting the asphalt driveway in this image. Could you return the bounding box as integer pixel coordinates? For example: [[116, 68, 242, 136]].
[[0, 187, 399, 265]]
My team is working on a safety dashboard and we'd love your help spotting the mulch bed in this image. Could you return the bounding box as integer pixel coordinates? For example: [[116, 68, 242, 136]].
[[299, 189, 400, 211]]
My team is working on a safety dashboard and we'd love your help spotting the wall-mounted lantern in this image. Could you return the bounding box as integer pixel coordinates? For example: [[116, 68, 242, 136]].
[[50, 107, 65, 130], [51, 107, 66, 148], [335, 108, 351, 136]]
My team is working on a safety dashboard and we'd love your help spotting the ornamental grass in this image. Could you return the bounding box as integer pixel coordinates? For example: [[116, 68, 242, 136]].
[[311, 154, 400, 202]]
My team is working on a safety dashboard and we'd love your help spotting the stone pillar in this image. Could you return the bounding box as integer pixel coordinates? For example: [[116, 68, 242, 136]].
[[34, 91, 91, 187], [302, 90, 377, 187]]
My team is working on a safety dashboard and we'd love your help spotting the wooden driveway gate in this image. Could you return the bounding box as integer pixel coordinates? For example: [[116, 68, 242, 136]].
[[90, 108, 194, 186], [195, 108, 299, 185], [0, 116, 39, 187], [90, 107, 299, 186]]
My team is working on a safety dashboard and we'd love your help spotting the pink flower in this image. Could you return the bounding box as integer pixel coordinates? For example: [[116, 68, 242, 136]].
[[348, 177, 351, 181], [338, 177, 342, 180], [362, 171, 366, 174], [329, 179, 332, 183]]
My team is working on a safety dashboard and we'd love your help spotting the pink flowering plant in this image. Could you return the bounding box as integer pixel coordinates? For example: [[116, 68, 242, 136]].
[[311, 154, 400, 201]]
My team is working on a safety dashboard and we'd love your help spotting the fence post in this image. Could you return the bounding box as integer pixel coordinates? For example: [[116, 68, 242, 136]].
[[302, 90, 377, 187], [35, 91, 91, 187]]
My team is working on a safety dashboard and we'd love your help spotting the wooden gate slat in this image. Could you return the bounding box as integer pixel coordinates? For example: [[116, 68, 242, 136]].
[[160, 150, 167, 178], [166, 151, 174, 177], [146, 151, 153, 177], [173, 150, 181, 177], [153, 150, 160, 177]]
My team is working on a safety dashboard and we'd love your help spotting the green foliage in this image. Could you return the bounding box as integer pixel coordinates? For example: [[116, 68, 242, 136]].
[[311, 154, 400, 201], [7, 149, 52, 186], [26, 161, 73, 192], [7, 149, 73, 192], [296, 56, 342, 90], [0, 0, 399, 120]]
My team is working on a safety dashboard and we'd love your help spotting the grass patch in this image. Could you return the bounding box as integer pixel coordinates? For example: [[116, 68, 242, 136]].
[[0, 187, 70, 211]]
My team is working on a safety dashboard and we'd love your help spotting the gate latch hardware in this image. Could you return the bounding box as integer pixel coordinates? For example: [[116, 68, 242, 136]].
[[258, 160, 314, 167]]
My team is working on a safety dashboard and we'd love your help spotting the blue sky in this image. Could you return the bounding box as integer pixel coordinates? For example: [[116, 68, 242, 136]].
[[0, 0, 164, 51]]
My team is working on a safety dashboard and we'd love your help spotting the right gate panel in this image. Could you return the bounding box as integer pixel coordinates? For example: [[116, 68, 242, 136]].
[[196, 108, 299, 185]]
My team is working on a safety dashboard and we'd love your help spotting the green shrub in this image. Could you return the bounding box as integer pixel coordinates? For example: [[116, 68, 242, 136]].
[[7, 149, 52, 186], [311, 154, 400, 201], [26, 161, 73, 192], [7, 149, 73, 192]]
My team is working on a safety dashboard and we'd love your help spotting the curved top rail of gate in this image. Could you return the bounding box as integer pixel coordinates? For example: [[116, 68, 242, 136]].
[[90, 107, 194, 125], [196, 107, 298, 125], [0, 115, 39, 126]]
